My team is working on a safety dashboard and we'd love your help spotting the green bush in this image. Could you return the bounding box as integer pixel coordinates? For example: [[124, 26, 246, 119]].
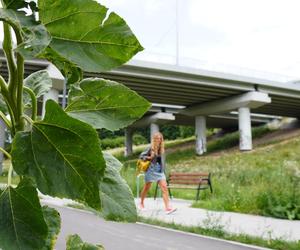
[[161, 125, 180, 140], [208, 126, 271, 152], [101, 137, 124, 149], [133, 134, 148, 145], [101, 134, 148, 149], [179, 126, 194, 138]]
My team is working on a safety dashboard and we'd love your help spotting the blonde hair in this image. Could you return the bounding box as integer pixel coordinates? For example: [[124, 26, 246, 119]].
[[151, 132, 165, 155]]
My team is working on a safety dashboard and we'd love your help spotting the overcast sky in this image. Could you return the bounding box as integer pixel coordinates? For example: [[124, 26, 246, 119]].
[[100, 0, 300, 82]]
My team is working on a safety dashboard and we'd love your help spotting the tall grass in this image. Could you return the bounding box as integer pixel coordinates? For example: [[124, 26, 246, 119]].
[[170, 137, 300, 220], [140, 217, 300, 250]]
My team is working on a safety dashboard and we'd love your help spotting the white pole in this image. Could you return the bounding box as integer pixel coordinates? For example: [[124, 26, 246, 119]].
[[124, 128, 133, 157], [195, 116, 207, 155], [238, 107, 252, 151], [150, 123, 160, 140]]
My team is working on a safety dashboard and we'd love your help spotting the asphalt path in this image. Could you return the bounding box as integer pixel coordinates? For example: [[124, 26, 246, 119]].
[[52, 205, 269, 250]]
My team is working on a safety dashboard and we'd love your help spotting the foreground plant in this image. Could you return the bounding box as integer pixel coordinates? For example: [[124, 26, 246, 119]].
[[0, 0, 149, 249]]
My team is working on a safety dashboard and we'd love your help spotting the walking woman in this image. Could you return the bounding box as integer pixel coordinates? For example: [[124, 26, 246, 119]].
[[139, 132, 176, 214]]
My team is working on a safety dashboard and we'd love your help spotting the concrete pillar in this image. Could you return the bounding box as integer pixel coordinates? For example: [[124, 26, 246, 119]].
[[42, 88, 59, 117], [150, 123, 159, 140], [195, 116, 207, 155], [238, 107, 252, 151], [124, 128, 133, 157], [0, 119, 5, 174]]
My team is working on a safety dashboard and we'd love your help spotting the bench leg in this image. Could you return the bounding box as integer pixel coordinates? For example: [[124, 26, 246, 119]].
[[208, 174, 213, 193], [209, 181, 213, 193], [196, 183, 202, 201], [196, 189, 201, 201]]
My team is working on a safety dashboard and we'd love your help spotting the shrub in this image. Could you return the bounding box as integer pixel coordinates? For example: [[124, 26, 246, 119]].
[[133, 134, 148, 145], [179, 126, 195, 138], [101, 137, 125, 149]]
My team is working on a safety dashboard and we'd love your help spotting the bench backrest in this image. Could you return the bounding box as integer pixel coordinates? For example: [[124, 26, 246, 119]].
[[168, 172, 210, 185]]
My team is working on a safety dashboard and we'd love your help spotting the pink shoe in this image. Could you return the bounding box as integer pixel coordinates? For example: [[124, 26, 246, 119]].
[[165, 207, 177, 215]]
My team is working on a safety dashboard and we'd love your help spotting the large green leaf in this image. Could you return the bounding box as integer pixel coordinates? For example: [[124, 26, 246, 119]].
[[42, 206, 61, 250], [100, 152, 137, 222], [23, 70, 52, 106], [39, 47, 83, 85], [66, 234, 104, 250], [38, 0, 143, 73], [0, 178, 48, 250], [0, 8, 51, 58], [65, 78, 150, 130], [11, 100, 105, 210]]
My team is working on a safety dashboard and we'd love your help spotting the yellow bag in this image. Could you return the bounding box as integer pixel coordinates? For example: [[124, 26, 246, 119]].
[[136, 159, 151, 174]]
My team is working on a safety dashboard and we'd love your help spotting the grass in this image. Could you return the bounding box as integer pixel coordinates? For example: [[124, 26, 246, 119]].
[[120, 125, 300, 220], [170, 137, 300, 220], [139, 217, 300, 250]]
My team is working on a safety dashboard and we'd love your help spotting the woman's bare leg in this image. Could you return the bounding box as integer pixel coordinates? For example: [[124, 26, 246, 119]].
[[140, 182, 152, 207], [158, 180, 170, 210]]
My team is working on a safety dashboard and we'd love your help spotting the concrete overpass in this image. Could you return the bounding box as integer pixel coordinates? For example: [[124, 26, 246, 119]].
[[92, 60, 300, 155], [1, 57, 299, 156]]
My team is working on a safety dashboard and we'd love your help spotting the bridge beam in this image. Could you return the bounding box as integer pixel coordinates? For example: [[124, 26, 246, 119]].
[[181, 91, 271, 116], [130, 112, 175, 128]]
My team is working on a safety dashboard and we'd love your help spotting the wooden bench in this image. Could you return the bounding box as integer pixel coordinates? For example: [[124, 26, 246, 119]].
[[154, 172, 213, 201]]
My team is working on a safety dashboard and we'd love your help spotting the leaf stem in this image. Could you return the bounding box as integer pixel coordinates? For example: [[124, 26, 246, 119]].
[[23, 87, 37, 121], [3, 23, 17, 94], [0, 75, 16, 135], [15, 30, 25, 132], [22, 114, 34, 125], [0, 110, 11, 129], [0, 147, 12, 186], [3, 23, 19, 128], [0, 146, 11, 160]]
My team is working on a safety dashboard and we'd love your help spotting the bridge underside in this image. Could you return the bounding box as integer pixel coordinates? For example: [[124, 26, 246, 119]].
[[1, 57, 299, 156]]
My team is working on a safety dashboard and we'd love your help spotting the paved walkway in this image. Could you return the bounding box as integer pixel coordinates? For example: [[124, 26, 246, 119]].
[[50, 204, 268, 250], [137, 198, 300, 242]]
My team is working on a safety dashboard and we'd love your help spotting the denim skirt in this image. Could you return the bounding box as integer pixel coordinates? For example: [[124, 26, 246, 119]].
[[144, 163, 166, 183]]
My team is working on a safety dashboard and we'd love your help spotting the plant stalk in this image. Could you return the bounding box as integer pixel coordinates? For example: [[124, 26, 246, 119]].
[[0, 75, 16, 135], [0, 146, 11, 160], [3, 23, 17, 93], [15, 30, 25, 132]]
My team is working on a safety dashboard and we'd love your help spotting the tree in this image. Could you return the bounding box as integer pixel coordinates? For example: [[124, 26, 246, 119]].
[[0, 0, 150, 249]]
